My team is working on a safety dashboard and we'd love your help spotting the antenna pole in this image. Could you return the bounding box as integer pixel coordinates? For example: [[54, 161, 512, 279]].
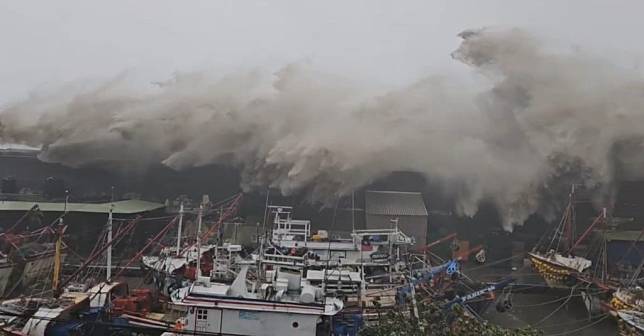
[[261, 189, 270, 238]]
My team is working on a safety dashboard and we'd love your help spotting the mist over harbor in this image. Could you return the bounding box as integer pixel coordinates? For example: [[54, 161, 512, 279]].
[[2, 28, 644, 229]]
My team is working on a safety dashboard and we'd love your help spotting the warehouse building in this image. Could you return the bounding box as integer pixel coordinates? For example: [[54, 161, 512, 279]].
[[365, 190, 428, 246]]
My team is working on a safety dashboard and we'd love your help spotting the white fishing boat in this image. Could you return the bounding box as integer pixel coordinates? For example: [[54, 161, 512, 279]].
[[141, 243, 221, 295], [146, 203, 345, 336], [166, 264, 343, 336], [268, 205, 414, 268], [142, 198, 243, 297]]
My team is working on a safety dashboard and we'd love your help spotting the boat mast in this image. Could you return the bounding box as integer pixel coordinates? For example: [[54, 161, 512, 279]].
[[389, 218, 398, 283], [564, 184, 575, 251], [176, 202, 184, 257], [601, 208, 608, 282], [106, 203, 114, 282], [352, 191, 356, 232], [52, 191, 69, 292], [196, 204, 203, 279], [52, 220, 64, 291], [355, 191, 366, 294]]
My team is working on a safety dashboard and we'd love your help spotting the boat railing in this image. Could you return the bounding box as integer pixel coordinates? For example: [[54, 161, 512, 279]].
[[352, 229, 415, 245], [262, 253, 306, 267], [272, 218, 311, 244]]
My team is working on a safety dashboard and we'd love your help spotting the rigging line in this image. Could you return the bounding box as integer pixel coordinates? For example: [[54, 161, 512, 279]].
[[544, 315, 610, 336], [111, 216, 171, 222], [59, 216, 140, 290], [548, 201, 569, 252], [513, 291, 599, 308], [465, 254, 523, 272], [61, 240, 87, 262], [589, 234, 605, 281], [531, 284, 577, 327], [323, 196, 340, 290], [628, 254, 644, 286], [114, 216, 179, 279], [4, 204, 39, 233], [200, 191, 243, 209], [616, 227, 644, 266], [86, 228, 109, 262], [537, 313, 609, 329], [427, 251, 445, 264]]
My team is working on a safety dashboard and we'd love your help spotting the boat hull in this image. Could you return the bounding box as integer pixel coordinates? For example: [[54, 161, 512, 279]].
[[172, 289, 341, 336], [528, 253, 578, 288], [617, 310, 644, 336], [0, 263, 14, 297]]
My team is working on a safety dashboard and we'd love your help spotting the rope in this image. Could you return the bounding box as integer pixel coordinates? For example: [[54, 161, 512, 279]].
[[4, 205, 39, 233], [114, 216, 179, 279], [544, 315, 610, 336], [538, 313, 609, 329], [465, 254, 523, 272], [112, 214, 177, 222], [513, 290, 601, 308], [532, 285, 577, 327], [179, 194, 242, 255], [616, 228, 644, 266]]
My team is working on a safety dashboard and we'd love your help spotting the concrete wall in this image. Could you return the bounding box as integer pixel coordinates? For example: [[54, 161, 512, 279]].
[[365, 214, 427, 246]]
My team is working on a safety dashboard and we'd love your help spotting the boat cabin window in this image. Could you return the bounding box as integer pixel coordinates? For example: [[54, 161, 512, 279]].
[[292, 322, 299, 328], [196, 308, 208, 320]]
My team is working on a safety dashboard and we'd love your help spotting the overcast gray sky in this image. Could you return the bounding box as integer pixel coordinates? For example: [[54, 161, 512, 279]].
[[1, 0, 643, 105]]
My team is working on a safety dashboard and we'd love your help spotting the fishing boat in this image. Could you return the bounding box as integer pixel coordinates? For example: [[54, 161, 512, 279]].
[[612, 287, 644, 312], [0, 291, 90, 336], [166, 263, 343, 336], [141, 242, 219, 296], [0, 199, 161, 336], [134, 204, 344, 336], [266, 205, 414, 295], [528, 186, 602, 288], [0, 218, 79, 336], [269, 205, 414, 268], [13, 242, 66, 291], [0, 224, 68, 297], [617, 310, 644, 336], [142, 195, 243, 297]]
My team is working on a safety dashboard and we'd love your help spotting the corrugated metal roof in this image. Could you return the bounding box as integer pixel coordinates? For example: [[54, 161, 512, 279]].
[[365, 190, 428, 216], [0, 199, 165, 214]]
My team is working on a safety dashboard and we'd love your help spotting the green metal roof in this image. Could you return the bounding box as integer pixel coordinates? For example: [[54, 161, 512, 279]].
[[365, 190, 428, 216], [605, 230, 644, 242], [0, 199, 165, 215]]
